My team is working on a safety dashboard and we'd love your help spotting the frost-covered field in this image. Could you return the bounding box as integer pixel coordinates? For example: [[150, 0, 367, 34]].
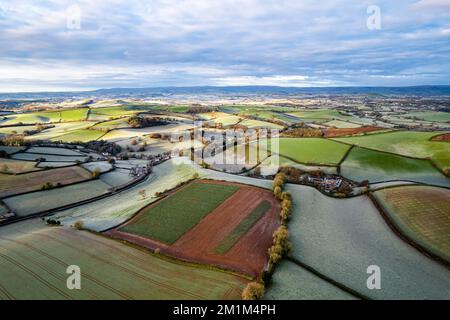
[[81, 161, 113, 173], [11, 152, 87, 162], [4, 180, 111, 217], [265, 260, 357, 300], [286, 184, 450, 299], [56, 159, 199, 231], [26, 147, 84, 156]]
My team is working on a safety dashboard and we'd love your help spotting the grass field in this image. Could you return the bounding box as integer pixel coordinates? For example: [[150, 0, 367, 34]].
[[266, 138, 351, 165], [120, 181, 239, 244], [0, 146, 25, 155], [214, 200, 270, 254], [56, 160, 199, 232], [0, 126, 40, 135], [0, 159, 42, 174], [0, 226, 247, 299], [26, 147, 83, 156], [100, 170, 135, 188], [0, 166, 92, 198], [239, 119, 283, 129], [3, 179, 111, 217], [25, 122, 96, 140], [265, 260, 357, 300], [288, 109, 356, 122], [406, 111, 450, 122], [92, 118, 130, 130], [11, 152, 87, 162], [2, 111, 61, 125], [89, 106, 138, 117], [340, 147, 450, 187], [285, 183, 450, 299], [212, 114, 242, 126], [51, 129, 106, 142], [323, 120, 361, 128], [60, 108, 89, 121], [334, 131, 450, 171], [373, 185, 450, 262]]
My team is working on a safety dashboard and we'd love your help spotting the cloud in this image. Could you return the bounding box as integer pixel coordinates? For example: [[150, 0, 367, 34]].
[[0, 0, 449, 91]]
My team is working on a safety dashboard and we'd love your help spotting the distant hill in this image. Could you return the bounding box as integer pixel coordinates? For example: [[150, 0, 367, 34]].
[[1, 85, 450, 100]]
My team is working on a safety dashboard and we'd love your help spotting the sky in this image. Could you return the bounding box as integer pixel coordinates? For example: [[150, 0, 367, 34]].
[[0, 0, 449, 92]]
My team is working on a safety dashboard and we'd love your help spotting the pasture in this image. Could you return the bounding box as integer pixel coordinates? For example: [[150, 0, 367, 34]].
[[60, 108, 89, 121], [3, 179, 111, 217], [334, 131, 450, 171], [0, 158, 42, 174], [0, 166, 92, 198], [239, 119, 283, 129], [285, 183, 450, 299], [267, 138, 351, 165], [265, 260, 357, 300], [25, 122, 96, 140], [11, 152, 87, 162], [1, 111, 61, 125], [51, 129, 106, 142], [340, 147, 450, 187]]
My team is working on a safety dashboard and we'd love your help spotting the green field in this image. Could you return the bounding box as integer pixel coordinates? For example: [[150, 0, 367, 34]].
[[0, 125, 40, 135], [406, 112, 450, 122], [288, 109, 355, 121], [323, 120, 361, 128], [2, 111, 61, 125], [57, 160, 200, 232], [60, 108, 89, 121], [267, 138, 351, 165], [239, 119, 283, 129], [237, 108, 298, 124], [92, 118, 130, 130], [214, 200, 270, 254], [0, 226, 247, 299], [373, 186, 450, 263], [340, 147, 450, 187], [51, 129, 106, 142], [25, 122, 97, 140], [89, 106, 138, 117], [334, 131, 450, 171], [120, 182, 239, 244]]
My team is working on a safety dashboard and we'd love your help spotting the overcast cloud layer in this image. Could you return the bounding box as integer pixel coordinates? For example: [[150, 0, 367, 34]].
[[0, 0, 449, 92]]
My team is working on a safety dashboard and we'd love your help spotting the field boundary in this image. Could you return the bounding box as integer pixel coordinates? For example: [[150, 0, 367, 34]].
[[330, 140, 450, 179], [368, 192, 450, 269], [0, 165, 151, 227], [285, 257, 369, 300]]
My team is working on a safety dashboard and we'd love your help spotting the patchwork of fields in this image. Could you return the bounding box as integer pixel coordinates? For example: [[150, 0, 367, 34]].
[[340, 147, 450, 187], [0, 101, 449, 300], [108, 180, 280, 277], [282, 184, 450, 299], [0, 166, 92, 198], [334, 131, 450, 171]]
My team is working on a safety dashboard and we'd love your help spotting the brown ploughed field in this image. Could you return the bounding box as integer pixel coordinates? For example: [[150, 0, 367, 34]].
[[107, 180, 280, 278], [324, 126, 384, 137]]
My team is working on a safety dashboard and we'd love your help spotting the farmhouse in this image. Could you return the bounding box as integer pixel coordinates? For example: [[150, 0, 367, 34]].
[[307, 176, 343, 190]]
